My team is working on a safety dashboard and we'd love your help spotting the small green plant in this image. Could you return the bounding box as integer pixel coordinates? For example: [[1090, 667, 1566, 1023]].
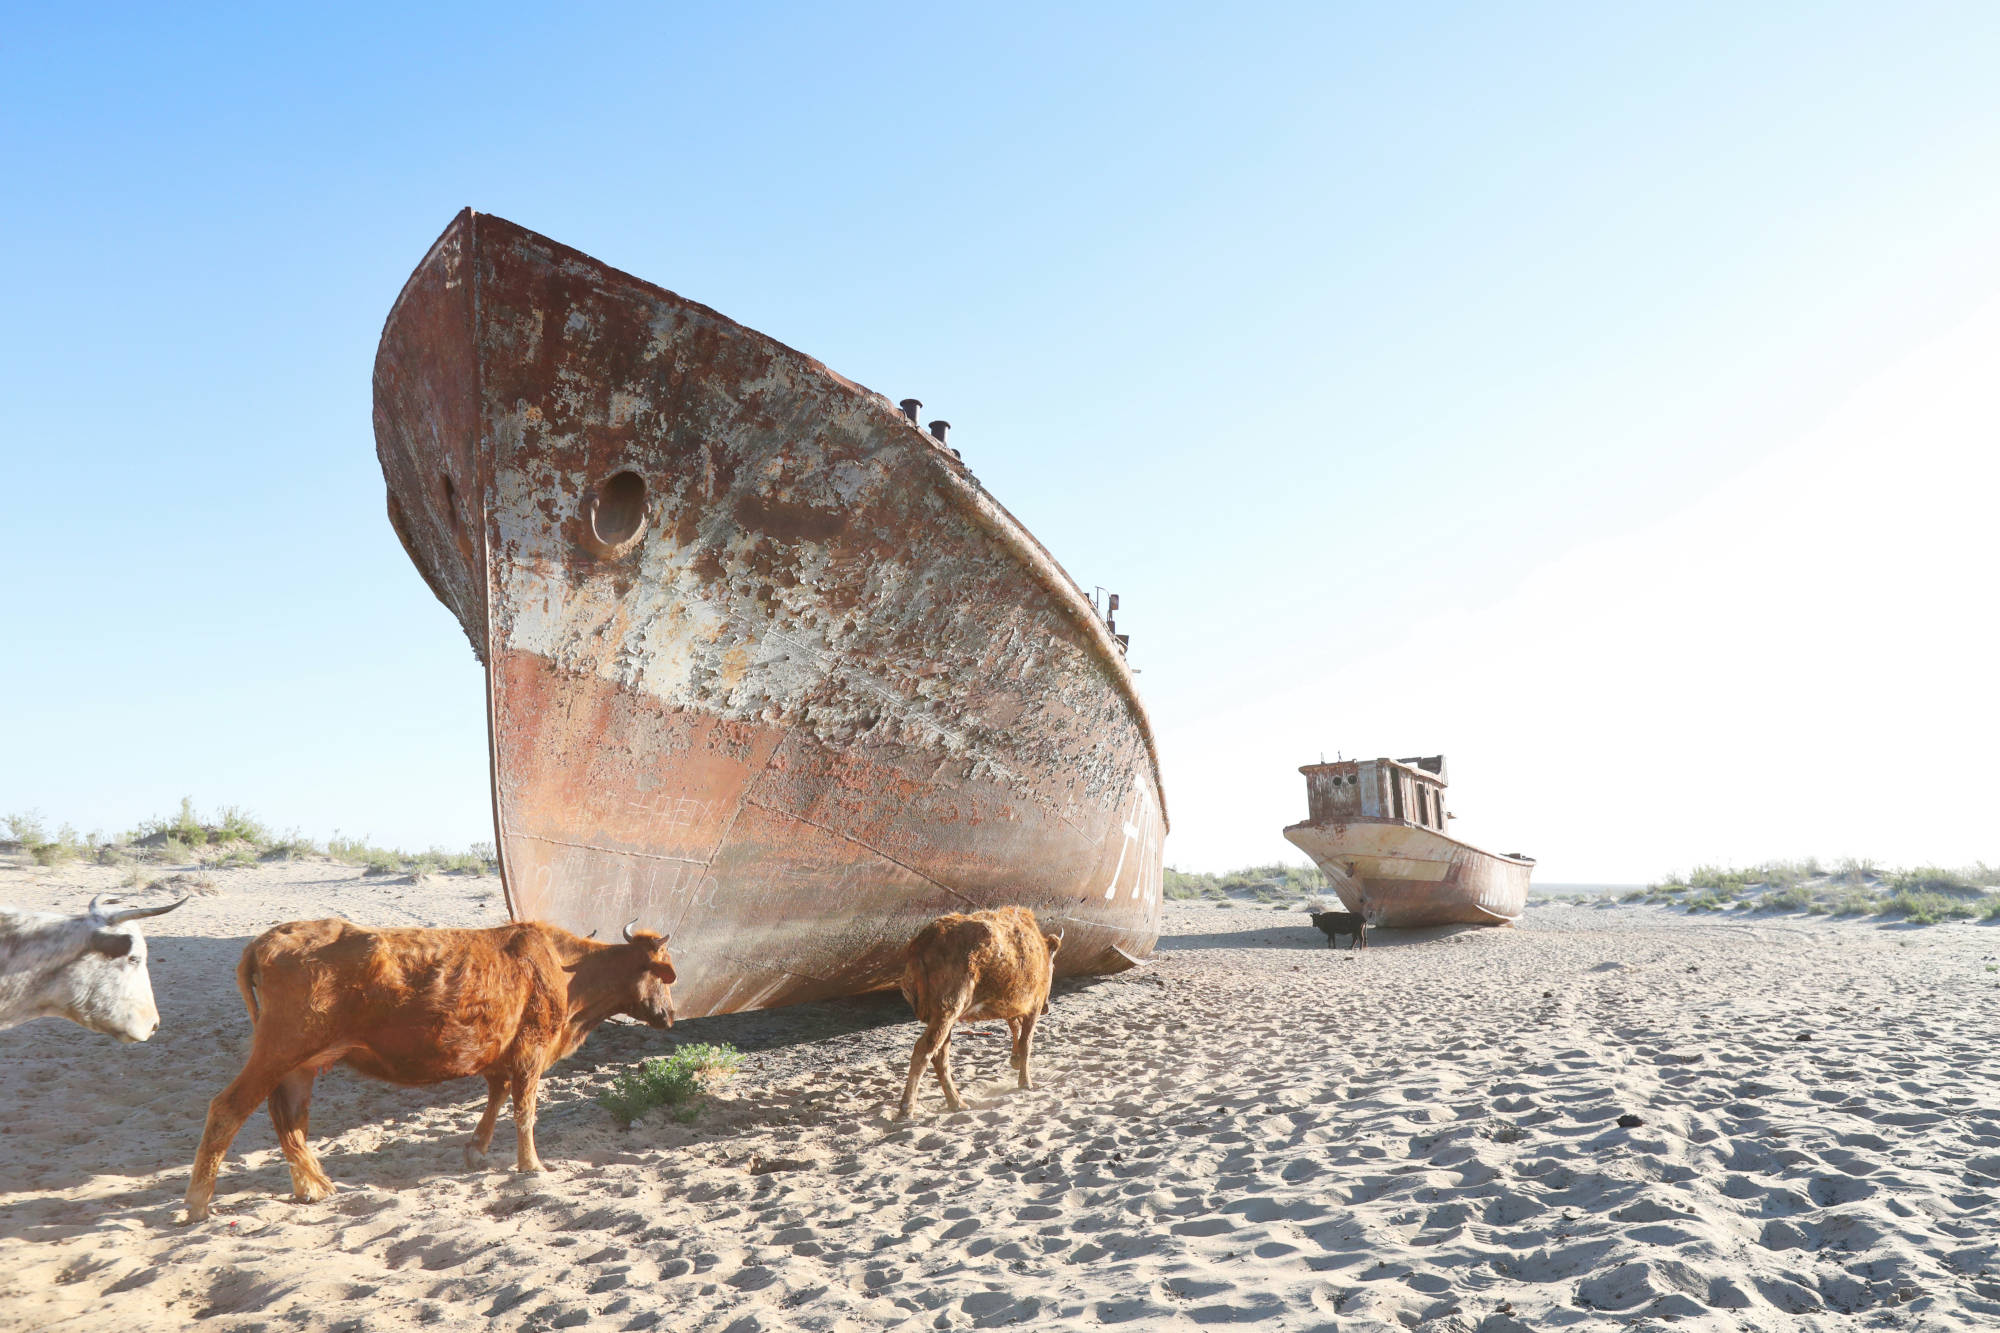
[[161, 835, 197, 863], [598, 1043, 743, 1126], [1823, 889, 1879, 917]]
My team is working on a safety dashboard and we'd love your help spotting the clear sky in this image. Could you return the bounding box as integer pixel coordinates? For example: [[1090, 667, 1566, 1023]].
[[3, 3, 1995, 882]]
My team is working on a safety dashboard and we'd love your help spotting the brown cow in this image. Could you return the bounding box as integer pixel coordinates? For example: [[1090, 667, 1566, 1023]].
[[184, 918, 676, 1221], [897, 906, 1062, 1119]]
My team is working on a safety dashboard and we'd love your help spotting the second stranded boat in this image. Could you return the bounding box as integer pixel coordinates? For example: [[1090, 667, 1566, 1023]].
[[1282, 756, 1531, 927], [373, 210, 1166, 1017]]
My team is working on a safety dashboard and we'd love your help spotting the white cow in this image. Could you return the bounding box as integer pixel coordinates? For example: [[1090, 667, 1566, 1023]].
[[0, 895, 187, 1041]]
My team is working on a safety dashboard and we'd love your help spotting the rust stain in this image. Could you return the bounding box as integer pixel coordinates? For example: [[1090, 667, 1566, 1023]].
[[373, 210, 1167, 1017]]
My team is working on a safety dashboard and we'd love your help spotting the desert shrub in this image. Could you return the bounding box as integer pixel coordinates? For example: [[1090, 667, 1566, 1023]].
[[598, 1043, 743, 1126], [215, 847, 258, 868], [328, 835, 406, 874], [161, 836, 197, 863], [1163, 868, 1216, 900], [1833, 857, 1879, 885], [261, 834, 320, 861], [5, 812, 92, 866], [1823, 889, 1879, 917], [1880, 890, 1977, 925], [1619, 888, 1650, 903], [1886, 866, 1982, 894], [1761, 885, 1814, 912], [134, 797, 210, 848], [1685, 894, 1727, 913], [213, 805, 270, 848]]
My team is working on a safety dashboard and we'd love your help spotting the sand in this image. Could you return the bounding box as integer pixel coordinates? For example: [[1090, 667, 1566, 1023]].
[[4, 852, 1999, 1332]]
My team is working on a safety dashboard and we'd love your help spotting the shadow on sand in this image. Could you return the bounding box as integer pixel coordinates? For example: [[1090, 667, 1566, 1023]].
[[1157, 919, 1494, 953]]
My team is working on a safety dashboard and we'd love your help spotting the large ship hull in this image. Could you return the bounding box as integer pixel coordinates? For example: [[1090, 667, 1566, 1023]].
[[1283, 820, 1530, 928], [373, 210, 1166, 1017]]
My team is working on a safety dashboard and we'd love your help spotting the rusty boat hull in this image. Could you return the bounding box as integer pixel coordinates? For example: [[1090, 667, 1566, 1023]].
[[1282, 756, 1529, 928], [1282, 821, 1531, 927], [373, 210, 1166, 1017]]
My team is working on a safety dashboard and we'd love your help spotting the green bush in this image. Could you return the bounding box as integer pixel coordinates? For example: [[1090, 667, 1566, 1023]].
[[598, 1043, 743, 1126], [1886, 866, 1983, 894], [5, 812, 92, 866], [1761, 885, 1814, 912], [261, 834, 321, 861], [1880, 890, 1978, 925], [328, 834, 406, 874], [1833, 857, 1879, 885]]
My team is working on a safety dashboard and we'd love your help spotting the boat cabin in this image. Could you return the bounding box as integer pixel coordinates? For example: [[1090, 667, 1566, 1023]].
[[1299, 755, 1452, 831]]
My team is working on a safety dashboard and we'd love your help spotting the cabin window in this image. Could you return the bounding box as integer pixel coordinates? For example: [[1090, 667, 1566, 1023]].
[[1391, 777, 1405, 823]]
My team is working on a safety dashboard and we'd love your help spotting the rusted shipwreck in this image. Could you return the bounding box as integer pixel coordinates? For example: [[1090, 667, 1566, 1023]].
[[373, 210, 1166, 1017], [1282, 756, 1530, 927]]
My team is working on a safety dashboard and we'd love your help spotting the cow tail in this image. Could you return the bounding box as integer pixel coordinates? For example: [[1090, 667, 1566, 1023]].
[[236, 946, 260, 1025]]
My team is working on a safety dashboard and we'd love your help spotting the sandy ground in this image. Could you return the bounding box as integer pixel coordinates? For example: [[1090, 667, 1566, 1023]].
[[4, 854, 1999, 1332]]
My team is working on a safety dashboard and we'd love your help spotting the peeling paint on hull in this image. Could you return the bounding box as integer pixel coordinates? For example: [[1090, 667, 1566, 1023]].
[[373, 210, 1167, 1017]]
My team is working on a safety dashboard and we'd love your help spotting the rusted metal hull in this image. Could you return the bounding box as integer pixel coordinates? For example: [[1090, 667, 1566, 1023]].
[[373, 210, 1166, 1017], [1283, 821, 1531, 927]]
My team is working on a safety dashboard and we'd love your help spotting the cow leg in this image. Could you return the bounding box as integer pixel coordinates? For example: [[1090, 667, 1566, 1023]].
[[1014, 1010, 1041, 1091], [1007, 1018, 1025, 1072], [897, 1019, 948, 1119], [510, 1071, 545, 1173], [268, 1070, 335, 1204], [464, 1072, 507, 1170], [185, 1061, 289, 1222], [931, 1027, 967, 1112]]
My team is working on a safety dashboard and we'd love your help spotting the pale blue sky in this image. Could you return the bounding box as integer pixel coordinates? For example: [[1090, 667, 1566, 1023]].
[[4, 4, 1996, 879]]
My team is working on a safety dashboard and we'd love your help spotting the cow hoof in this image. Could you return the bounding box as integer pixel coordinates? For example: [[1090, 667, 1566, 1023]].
[[292, 1180, 336, 1204], [463, 1144, 488, 1171], [182, 1203, 210, 1225]]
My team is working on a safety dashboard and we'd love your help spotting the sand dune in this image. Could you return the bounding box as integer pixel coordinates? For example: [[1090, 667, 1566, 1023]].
[[4, 853, 1999, 1330]]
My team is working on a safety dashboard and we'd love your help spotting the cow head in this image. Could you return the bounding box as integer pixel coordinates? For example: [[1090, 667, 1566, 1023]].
[[62, 896, 187, 1042], [618, 921, 678, 1029]]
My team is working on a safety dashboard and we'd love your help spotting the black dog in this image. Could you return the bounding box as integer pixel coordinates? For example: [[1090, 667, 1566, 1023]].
[[1309, 910, 1367, 951]]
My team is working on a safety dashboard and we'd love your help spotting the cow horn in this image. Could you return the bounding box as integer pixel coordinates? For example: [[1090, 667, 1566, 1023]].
[[621, 919, 641, 943], [96, 897, 188, 925]]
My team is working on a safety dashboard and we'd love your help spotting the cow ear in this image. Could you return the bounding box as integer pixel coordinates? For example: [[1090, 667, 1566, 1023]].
[[1044, 932, 1063, 955], [88, 931, 134, 960], [650, 961, 677, 984]]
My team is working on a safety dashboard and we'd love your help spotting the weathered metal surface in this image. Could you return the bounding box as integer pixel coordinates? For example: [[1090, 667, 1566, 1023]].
[[374, 210, 1167, 1017], [1282, 757, 1530, 928]]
